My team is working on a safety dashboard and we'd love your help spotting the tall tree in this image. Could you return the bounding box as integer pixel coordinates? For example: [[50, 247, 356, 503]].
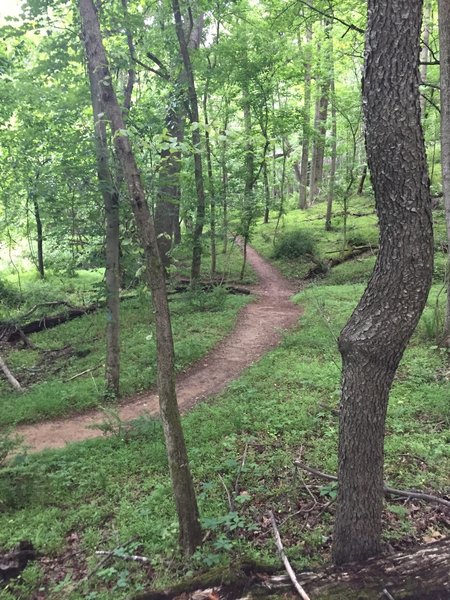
[[332, 0, 433, 564], [171, 0, 206, 283], [87, 55, 121, 398], [79, 0, 202, 555], [299, 26, 312, 210], [439, 0, 450, 345]]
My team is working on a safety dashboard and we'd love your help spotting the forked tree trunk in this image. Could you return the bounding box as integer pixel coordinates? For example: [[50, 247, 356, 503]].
[[171, 0, 206, 283], [332, 0, 434, 565], [439, 0, 450, 345], [79, 0, 202, 556], [87, 54, 121, 399]]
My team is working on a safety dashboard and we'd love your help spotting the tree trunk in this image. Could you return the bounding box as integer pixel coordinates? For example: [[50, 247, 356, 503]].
[[79, 0, 202, 556], [240, 83, 254, 281], [299, 27, 312, 209], [87, 50, 121, 399], [155, 103, 183, 271], [309, 89, 329, 205], [263, 160, 270, 223], [420, 1, 432, 117], [332, 0, 433, 565], [32, 195, 44, 279], [439, 0, 450, 345], [357, 165, 367, 195], [203, 81, 216, 276], [171, 0, 206, 283], [325, 45, 337, 232]]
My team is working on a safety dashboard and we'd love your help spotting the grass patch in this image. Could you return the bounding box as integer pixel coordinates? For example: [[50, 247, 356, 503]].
[[0, 292, 251, 426]]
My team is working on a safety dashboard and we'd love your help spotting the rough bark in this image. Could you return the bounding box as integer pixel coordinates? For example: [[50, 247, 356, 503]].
[[87, 53, 121, 399], [299, 27, 312, 209], [78, 0, 202, 556], [332, 0, 434, 565], [439, 0, 450, 345], [171, 0, 206, 283]]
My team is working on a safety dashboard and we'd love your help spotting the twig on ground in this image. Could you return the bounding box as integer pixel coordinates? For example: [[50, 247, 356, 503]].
[[66, 363, 103, 381], [294, 460, 450, 509], [218, 473, 233, 512], [269, 510, 311, 600], [383, 589, 395, 600], [234, 441, 249, 497], [73, 537, 138, 591], [95, 550, 150, 564]]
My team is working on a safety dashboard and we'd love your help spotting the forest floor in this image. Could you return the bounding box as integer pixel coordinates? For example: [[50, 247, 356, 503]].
[[17, 244, 302, 451]]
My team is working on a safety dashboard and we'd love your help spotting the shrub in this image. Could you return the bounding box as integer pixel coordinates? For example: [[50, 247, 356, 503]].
[[272, 230, 315, 259]]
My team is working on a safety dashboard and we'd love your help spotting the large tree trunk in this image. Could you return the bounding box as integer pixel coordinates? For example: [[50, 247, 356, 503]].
[[332, 0, 434, 565], [87, 51, 121, 399], [299, 27, 312, 210], [171, 0, 206, 283], [79, 0, 202, 556], [439, 0, 450, 345]]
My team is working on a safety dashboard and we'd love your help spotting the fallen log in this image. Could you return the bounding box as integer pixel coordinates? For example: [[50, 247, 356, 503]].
[[170, 279, 251, 295], [303, 246, 378, 280], [0, 541, 36, 583], [133, 539, 450, 599], [1, 304, 98, 343]]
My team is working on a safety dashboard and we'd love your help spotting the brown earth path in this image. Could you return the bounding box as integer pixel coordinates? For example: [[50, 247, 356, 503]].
[[17, 245, 303, 451]]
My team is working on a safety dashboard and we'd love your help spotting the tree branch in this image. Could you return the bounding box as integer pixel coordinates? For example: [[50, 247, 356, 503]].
[[294, 461, 450, 509]]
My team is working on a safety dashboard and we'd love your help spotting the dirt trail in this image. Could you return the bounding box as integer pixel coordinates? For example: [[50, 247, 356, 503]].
[[17, 245, 302, 451]]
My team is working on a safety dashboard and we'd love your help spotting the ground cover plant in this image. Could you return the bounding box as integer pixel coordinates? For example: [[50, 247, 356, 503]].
[[0, 246, 448, 599]]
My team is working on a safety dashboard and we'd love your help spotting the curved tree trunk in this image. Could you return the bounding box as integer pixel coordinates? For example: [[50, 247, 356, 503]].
[[79, 0, 202, 556], [332, 0, 434, 565]]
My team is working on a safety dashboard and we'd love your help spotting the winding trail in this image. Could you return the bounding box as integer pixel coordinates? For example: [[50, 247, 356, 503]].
[[17, 245, 302, 451]]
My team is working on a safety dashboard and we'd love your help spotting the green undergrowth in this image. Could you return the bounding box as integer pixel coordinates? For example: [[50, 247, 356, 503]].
[[0, 291, 251, 426], [251, 195, 379, 279], [251, 196, 448, 284], [169, 238, 257, 285], [0, 282, 448, 599]]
